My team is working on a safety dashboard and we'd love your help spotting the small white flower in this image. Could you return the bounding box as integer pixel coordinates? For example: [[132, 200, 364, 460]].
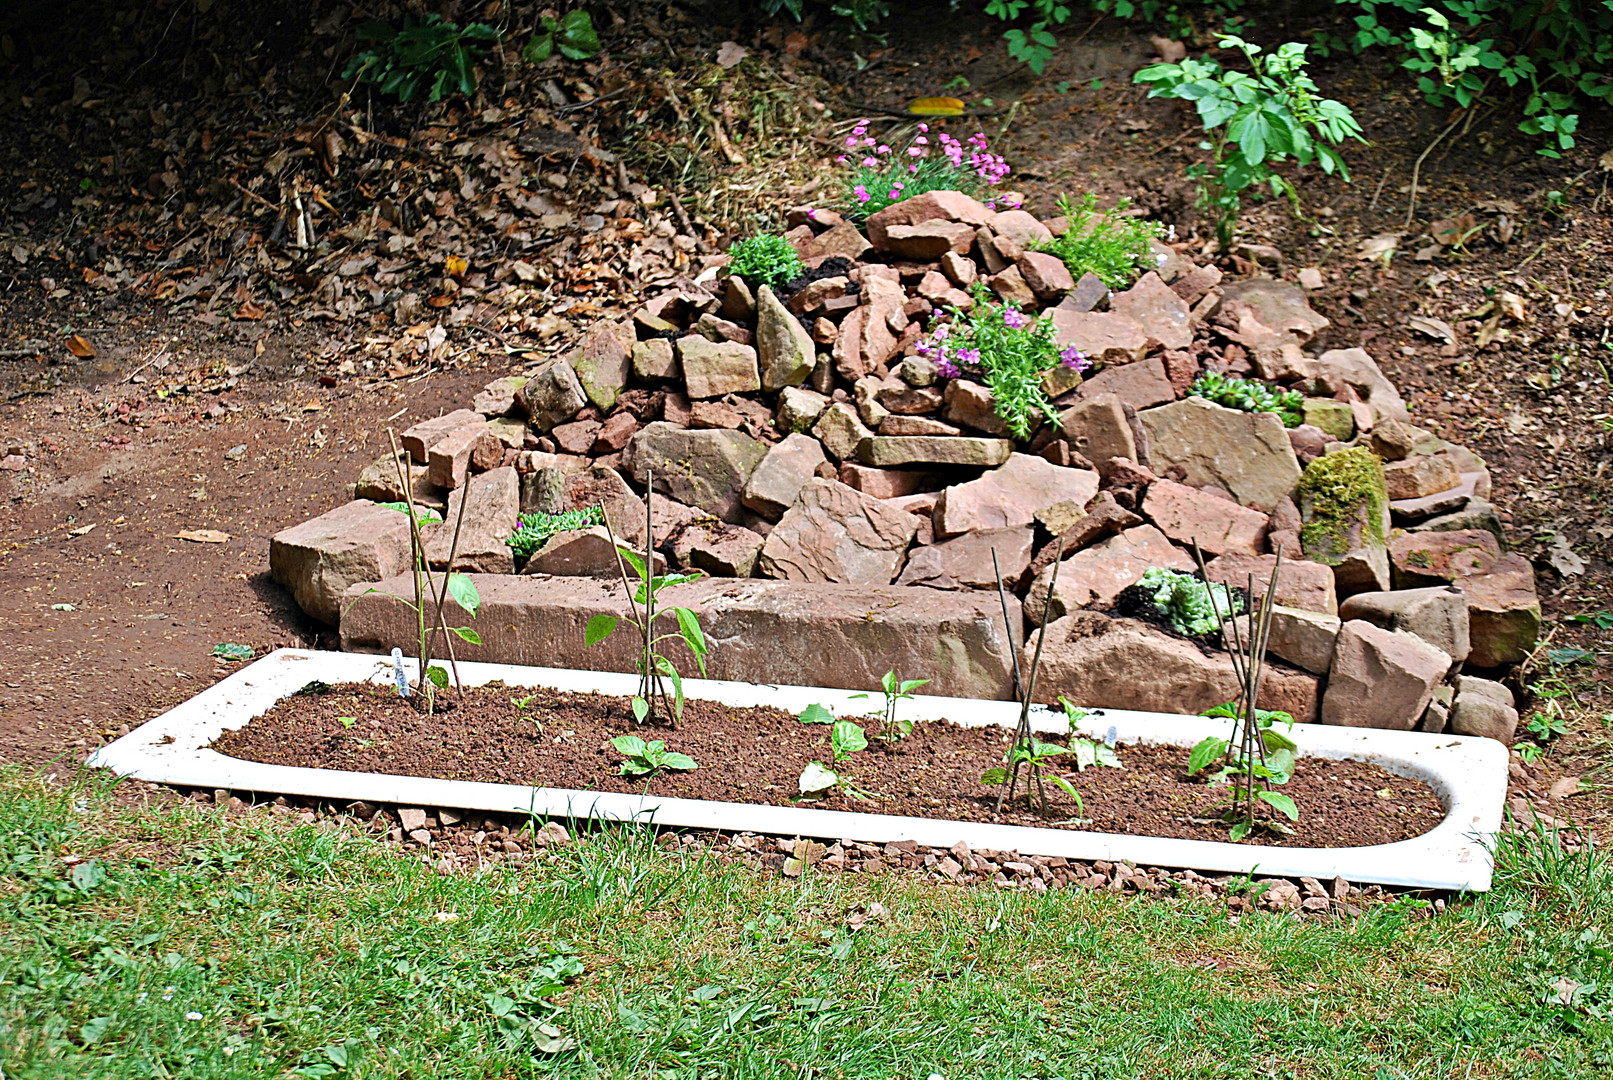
[[434, 911, 459, 922], [136, 992, 149, 1003], [162, 986, 176, 1001], [223, 1046, 236, 1056], [185, 1011, 204, 1021]]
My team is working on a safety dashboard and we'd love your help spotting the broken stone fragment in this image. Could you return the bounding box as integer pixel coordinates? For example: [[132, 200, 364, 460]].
[[472, 375, 529, 417], [569, 319, 635, 411], [933, 453, 1099, 539], [1145, 399, 1304, 514], [423, 466, 520, 574], [1025, 524, 1193, 624], [1202, 552, 1338, 616], [1449, 675, 1519, 743], [674, 521, 766, 578], [515, 360, 589, 435], [1388, 528, 1501, 588], [270, 500, 414, 625], [776, 386, 829, 435], [1453, 555, 1541, 668], [941, 379, 1011, 437], [426, 418, 497, 489], [1049, 309, 1148, 365], [1322, 620, 1451, 731], [631, 338, 679, 382], [1382, 453, 1461, 501], [754, 284, 815, 391], [623, 422, 767, 523], [897, 527, 1034, 591], [856, 435, 1013, 469], [1338, 586, 1470, 665], [1141, 478, 1268, 557], [676, 336, 761, 399], [742, 433, 828, 521], [757, 478, 919, 584], [812, 402, 875, 463], [400, 409, 483, 462], [1108, 271, 1192, 350]]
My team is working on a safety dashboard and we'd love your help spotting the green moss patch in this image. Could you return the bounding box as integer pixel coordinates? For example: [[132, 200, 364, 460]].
[[1297, 446, 1387, 561]]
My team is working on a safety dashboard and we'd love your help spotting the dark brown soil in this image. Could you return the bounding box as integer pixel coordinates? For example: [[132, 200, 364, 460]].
[[211, 682, 1447, 848]]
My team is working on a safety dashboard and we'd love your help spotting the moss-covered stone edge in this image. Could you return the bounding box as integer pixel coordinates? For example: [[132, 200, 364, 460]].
[[1297, 446, 1388, 563]]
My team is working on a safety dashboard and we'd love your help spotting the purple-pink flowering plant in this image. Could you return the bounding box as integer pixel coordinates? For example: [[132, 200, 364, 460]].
[[836, 120, 1013, 224], [915, 283, 1085, 440]]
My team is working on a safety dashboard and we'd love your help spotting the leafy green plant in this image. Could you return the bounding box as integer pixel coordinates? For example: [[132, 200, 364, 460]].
[[351, 431, 484, 715], [1135, 36, 1363, 249], [981, 740, 1089, 815], [1184, 547, 1300, 841], [1137, 567, 1244, 637], [1059, 697, 1125, 772], [851, 670, 929, 742], [611, 735, 699, 778], [584, 488, 708, 726], [836, 122, 1012, 222], [521, 10, 601, 63], [919, 285, 1090, 441], [1189, 371, 1306, 428], [507, 507, 605, 559], [378, 501, 443, 522], [511, 694, 543, 732], [798, 718, 876, 800], [983, 0, 1074, 74], [1526, 710, 1570, 743], [343, 15, 503, 103], [727, 234, 805, 291], [1328, 0, 1610, 159], [1033, 193, 1166, 290]]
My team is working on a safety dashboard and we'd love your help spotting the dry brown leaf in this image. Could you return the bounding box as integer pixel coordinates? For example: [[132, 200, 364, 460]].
[[1499, 291, 1526, 321], [1408, 315, 1456, 344], [65, 334, 95, 358], [174, 529, 230, 543], [716, 41, 748, 69], [235, 299, 265, 320]]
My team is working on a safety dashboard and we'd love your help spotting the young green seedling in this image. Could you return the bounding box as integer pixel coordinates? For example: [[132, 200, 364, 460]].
[[851, 670, 930, 742], [611, 735, 698, 778], [797, 710, 875, 801], [1058, 697, 1124, 773], [584, 479, 709, 726]]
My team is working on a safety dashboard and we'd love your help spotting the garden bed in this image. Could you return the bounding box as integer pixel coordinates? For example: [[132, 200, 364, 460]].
[[90, 650, 1508, 889], [213, 681, 1444, 848]]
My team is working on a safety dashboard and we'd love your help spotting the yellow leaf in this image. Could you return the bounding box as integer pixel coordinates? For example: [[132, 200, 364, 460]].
[[65, 334, 95, 358], [444, 255, 468, 277], [907, 97, 966, 116]]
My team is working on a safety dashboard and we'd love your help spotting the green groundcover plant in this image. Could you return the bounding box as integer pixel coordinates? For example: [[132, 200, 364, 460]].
[[1033, 193, 1166, 290], [1138, 567, 1244, 637], [506, 507, 605, 559], [727, 234, 805, 291], [344, 14, 502, 103], [1190, 370, 1306, 428], [918, 285, 1089, 441]]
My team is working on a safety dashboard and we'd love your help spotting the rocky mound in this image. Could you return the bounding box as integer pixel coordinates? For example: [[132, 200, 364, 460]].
[[272, 189, 1537, 741]]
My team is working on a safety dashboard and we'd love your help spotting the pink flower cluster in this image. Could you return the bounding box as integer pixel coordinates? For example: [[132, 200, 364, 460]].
[[835, 120, 1011, 204], [912, 323, 977, 379]]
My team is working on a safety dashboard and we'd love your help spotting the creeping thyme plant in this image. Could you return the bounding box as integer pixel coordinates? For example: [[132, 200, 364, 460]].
[[916, 285, 1089, 440], [835, 121, 1012, 223]]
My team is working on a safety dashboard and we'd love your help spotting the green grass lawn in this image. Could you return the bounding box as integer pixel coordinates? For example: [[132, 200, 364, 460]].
[[2, 769, 1610, 1079]]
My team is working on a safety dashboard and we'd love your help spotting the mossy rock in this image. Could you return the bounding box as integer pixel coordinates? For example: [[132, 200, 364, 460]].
[[1297, 446, 1388, 566]]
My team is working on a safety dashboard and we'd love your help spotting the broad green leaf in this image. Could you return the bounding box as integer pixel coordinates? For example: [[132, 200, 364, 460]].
[[425, 665, 450, 689], [556, 10, 600, 59], [450, 626, 482, 645], [1265, 748, 1296, 785], [1258, 790, 1300, 820], [617, 546, 648, 578], [831, 720, 868, 760], [522, 33, 554, 63], [1072, 739, 1096, 771], [798, 703, 835, 725], [80, 1016, 112, 1045], [672, 606, 707, 670], [980, 767, 1008, 785], [447, 574, 480, 616], [643, 739, 668, 756], [1203, 702, 1238, 720], [1261, 727, 1298, 752], [1093, 744, 1123, 769], [213, 642, 254, 661], [631, 697, 650, 723], [881, 670, 899, 694], [1187, 736, 1226, 776], [660, 752, 698, 772], [1048, 776, 1085, 813], [584, 614, 619, 647], [799, 761, 839, 795], [612, 735, 648, 757], [1228, 820, 1251, 842], [899, 679, 929, 694], [1030, 740, 1067, 759]]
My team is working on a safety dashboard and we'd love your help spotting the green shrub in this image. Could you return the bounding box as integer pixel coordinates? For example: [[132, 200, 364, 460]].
[[1034, 193, 1165, 290], [343, 14, 502, 103], [520, 10, 600, 63], [919, 285, 1091, 440], [1136, 36, 1363, 249], [1189, 371, 1306, 428], [1138, 567, 1243, 636], [506, 507, 605, 559], [727, 234, 805, 291]]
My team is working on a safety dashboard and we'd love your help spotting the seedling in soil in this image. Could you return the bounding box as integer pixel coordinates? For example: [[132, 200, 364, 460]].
[[981, 740, 1087, 813], [986, 542, 1074, 814], [1057, 697, 1124, 773], [511, 694, 543, 733], [611, 735, 698, 778], [798, 718, 876, 801], [851, 670, 930, 742], [1185, 543, 1302, 841], [351, 430, 483, 716], [337, 716, 357, 730], [584, 477, 709, 726]]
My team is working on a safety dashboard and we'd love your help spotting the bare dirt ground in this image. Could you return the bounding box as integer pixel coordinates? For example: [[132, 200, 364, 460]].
[[2, 1, 1607, 829]]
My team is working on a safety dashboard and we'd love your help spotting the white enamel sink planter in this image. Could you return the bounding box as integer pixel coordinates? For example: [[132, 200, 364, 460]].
[[90, 649, 1508, 891]]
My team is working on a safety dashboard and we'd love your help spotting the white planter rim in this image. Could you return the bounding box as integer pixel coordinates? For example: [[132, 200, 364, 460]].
[[89, 649, 1508, 891]]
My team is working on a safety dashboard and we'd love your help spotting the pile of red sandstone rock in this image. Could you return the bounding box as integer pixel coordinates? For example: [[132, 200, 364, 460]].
[[271, 190, 1539, 742]]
